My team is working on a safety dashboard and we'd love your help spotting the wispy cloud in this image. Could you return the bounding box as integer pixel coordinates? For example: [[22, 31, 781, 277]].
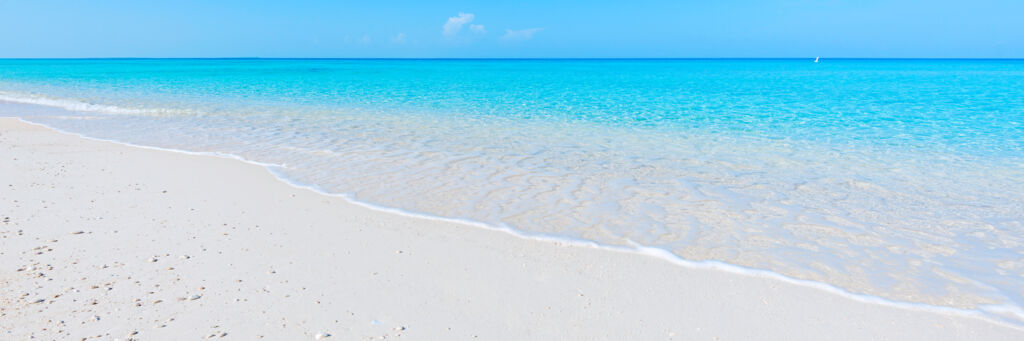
[[501, 28, 543, 41], [343, 34, 372, 45], [391, 33, 407, 44], [442, 12, 476, 38], [469, 24, 486, 34]]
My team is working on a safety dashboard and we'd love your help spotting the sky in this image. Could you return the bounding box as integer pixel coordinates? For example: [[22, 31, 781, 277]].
[[0, 0, 1021, 58]]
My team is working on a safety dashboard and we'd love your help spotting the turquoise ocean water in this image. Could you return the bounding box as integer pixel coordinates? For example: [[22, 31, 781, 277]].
[[1, 59, 1023, 322]]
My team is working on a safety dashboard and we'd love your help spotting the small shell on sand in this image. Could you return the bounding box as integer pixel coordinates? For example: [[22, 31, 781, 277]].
[[147, 258, 158, 263], [70, 231, 85, 235], [314, 332, 331, 339], [189, 294, 202, 300]]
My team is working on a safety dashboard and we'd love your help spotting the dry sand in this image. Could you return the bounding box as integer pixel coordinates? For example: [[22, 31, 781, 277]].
[[2, 117, 1022, 340]]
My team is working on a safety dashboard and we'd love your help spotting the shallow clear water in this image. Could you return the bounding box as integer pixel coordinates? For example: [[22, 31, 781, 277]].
[[2, 59, 1023, 318]]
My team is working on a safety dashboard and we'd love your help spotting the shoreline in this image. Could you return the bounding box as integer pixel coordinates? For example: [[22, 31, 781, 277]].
[[4, 90, 1024, 316], [9, 104, 1024, 325], [2, 116, 1022, 339]]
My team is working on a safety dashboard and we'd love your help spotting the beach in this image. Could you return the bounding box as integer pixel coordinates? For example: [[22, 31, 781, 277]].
[[3, 117, 1022, 340], [4, 59, 1024, 314]]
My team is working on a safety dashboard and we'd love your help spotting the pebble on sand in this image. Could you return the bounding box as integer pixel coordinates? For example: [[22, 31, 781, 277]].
[[314, 332, 331, 339]]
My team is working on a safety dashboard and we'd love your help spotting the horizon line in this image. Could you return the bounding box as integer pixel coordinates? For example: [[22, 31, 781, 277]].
[[2, 57, 1023, 61]]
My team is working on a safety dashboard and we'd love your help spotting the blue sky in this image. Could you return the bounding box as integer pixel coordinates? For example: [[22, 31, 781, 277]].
[[0, 0, 1021, 58]]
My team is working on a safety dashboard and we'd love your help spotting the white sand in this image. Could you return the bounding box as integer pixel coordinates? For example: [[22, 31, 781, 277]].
[[1, 117, 1021, 340]]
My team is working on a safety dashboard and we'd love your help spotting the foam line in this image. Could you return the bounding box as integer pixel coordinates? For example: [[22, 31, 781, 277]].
[[0, 91, 195, 116], [7, 113, 1024, 331]]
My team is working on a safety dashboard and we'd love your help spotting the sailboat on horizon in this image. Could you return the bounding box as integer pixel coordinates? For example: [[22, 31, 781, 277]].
[[814, 56, 820, 63]]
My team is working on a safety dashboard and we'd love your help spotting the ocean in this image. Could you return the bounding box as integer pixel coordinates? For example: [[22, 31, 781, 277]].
[[2, 58, 1023, 322]]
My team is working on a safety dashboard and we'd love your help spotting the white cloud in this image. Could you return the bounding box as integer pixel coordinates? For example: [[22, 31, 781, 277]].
[[442, 12, 475, 38], [502, 28, 543, 41], [344, 34, 372, 45], [391, 33, 407, 44], [469, 24, 486, 34]]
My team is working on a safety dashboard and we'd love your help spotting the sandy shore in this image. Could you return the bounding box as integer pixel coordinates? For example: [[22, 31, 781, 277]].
[[1, 116, 1021, 340]]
